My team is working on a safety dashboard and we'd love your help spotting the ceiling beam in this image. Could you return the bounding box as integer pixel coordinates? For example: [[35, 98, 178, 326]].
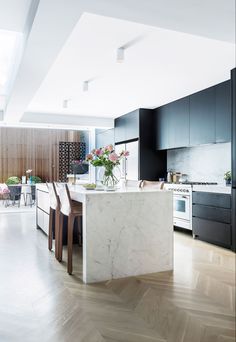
[[21, 111, 114, 128], [4, 0, 86, 123]]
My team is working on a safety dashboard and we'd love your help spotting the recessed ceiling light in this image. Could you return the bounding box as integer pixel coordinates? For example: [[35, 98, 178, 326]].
[[116, 47, 124, 63], [83, 81, 89, 92]]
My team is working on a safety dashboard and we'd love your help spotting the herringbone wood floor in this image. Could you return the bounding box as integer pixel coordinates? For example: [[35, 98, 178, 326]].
[[0, 212, 235, 342]]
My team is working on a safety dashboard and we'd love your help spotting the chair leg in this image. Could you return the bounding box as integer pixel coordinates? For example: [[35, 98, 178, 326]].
[[67, 214, 75, 275], [57, 213, 63, 262], [54, 209, 60, 259], [48, 207, 53, 251], [78, 216, 82, 246]]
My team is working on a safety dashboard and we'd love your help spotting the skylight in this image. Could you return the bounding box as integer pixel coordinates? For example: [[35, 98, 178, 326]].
[[0, 29, 22, 95]]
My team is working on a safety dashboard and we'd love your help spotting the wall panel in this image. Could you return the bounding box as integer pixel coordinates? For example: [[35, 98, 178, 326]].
[[0, 127, 83, 183]]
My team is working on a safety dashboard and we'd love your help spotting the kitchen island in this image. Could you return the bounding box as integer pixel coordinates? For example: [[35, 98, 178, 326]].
[[37, 184, 173, 283]]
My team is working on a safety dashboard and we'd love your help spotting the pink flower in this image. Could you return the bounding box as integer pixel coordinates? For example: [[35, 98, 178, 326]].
[[86, 153, 93, 161], [105, 144, 114, 152], [123, 151, 129, 157], [95, 148, 103, 156], [109, 152, 118, 163]]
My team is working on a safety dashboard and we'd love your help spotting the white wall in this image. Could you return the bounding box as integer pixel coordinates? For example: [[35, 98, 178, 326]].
[[167, 142, 231, 185]]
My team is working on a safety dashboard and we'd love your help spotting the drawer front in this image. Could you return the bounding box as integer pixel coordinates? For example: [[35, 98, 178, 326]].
[[193, 217, 231, 247], [192, 191, 231, 209], [193, 204, 231, 224], [37, 189, 50, 214], [37, 208, 44, 229]]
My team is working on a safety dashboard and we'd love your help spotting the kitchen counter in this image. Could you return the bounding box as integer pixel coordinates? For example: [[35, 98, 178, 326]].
[[192, 185, 231, 194], [36, 184, 173, 283]]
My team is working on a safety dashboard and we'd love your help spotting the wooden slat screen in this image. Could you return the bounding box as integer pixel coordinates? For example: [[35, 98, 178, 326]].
[[0, 127, 83, 183]]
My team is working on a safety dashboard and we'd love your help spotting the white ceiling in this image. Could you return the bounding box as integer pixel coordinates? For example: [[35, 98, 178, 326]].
[[27, 12, 235, 118], [0, 0, 32, 32], [1, 0, 235, 126]]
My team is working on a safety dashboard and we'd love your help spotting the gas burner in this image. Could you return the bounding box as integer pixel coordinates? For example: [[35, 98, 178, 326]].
[[181, 182, 218, 185]]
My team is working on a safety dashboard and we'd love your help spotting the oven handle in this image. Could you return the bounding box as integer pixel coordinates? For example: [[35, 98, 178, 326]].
[[174, 195, 189, 199]]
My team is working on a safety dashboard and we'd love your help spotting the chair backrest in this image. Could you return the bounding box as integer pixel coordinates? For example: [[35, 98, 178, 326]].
[[31, 185, 36, 200], [21, 184, 31, 194], [125, 180, 142, 188], [47, 182, 60, 210], [9, 185, 22, 199], [140, 180, 164, 190], [56, 183, 72, 216]]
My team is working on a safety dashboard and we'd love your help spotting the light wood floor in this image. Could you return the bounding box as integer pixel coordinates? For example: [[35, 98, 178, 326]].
[[0, 212, 235, 342]]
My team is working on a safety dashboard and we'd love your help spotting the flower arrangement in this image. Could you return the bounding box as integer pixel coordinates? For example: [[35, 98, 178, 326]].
[[86, 144, 129, 189]]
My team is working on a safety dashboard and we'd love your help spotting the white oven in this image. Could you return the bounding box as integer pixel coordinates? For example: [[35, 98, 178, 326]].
[[173, 193, 191, 229], [165, 184, 192, 230]]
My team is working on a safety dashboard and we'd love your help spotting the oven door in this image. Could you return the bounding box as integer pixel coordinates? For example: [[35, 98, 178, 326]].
[[173, 194, 190, 221]]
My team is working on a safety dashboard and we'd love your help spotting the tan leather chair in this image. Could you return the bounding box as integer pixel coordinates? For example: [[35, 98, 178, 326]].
[[56, 183, 83, 275], [140, 180, 164, 190], [47, 182, 60, 259]]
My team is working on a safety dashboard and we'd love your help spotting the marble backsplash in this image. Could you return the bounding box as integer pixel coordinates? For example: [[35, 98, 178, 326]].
[[167, 142, 231, 185]]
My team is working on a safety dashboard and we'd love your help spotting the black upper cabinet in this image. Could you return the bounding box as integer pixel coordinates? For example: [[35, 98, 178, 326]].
[[96, 128, 114, 148], [114, 110, 139, 143], [215, 80, 231, 143], [189, 86, 215, 146], [114, 116, 126, 143], [169, 97, 189, 149], [155, 105, 170, 150], [125, 110, 139, 141], [114, 109, 167, 180], [155, 97, 189, 150]]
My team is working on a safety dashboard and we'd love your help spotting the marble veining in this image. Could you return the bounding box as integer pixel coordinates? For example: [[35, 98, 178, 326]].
[[70, 187, 173, 283], [167, 142, 231, 185]]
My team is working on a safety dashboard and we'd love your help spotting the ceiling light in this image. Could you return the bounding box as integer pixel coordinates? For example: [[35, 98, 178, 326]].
[[116, 47, 125, 63], [62, 99, 71, 108], [83, 81, 89, 92]]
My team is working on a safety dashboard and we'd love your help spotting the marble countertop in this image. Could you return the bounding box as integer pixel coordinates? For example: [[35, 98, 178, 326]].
[[192, 185, 231, 194], [36, 183, 169, 196]]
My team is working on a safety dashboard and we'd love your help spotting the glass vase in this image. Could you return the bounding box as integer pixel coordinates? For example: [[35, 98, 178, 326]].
[[97, 166, 120, 190]]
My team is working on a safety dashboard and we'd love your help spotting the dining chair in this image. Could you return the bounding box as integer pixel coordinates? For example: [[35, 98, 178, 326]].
[[140, 180, 165, 190], [7, 185, 22, 207], [56, 183, 83, 275], [21, 185, 35, 206], [46, 182, 60, 258]]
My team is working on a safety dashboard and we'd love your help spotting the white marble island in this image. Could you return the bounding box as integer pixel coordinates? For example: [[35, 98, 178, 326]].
[[70, 186, 173, 283]]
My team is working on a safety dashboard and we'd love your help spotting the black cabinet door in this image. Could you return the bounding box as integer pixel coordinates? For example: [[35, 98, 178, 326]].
[[114, 116, 126, 143], [96, 129, 114, 148], [169, 97, 190, 149], [155, 105, 170, 150], [215, 80, 231, 143], [192, 191, 231, 209], [115, 110, 139, 143], [193, 217, 231, 248], [125, 110, 139, 141], [190, 87, 215, 145]]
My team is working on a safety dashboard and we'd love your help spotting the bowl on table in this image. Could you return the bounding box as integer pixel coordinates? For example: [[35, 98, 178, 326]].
[[82, 183, 96, 190]]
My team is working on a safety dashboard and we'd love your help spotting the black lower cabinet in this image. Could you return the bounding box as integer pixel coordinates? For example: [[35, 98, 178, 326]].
[[193, 217, 231, 248], [192, 191, 232, 249]]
